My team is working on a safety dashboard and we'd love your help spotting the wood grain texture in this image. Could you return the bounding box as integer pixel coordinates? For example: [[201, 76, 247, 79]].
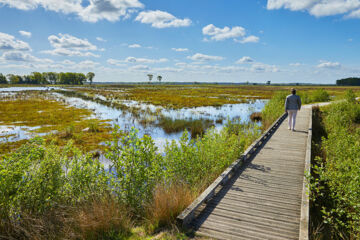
[[191, 108, 311, 240]]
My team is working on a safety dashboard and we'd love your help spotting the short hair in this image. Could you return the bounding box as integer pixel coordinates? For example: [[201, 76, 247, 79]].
[[291, 88, 296, 94]]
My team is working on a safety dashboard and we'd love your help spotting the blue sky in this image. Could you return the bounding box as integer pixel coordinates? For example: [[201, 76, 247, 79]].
[[1, 0, 360, 84]]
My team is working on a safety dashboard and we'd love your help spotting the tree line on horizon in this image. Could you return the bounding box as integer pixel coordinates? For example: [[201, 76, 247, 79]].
[[336, 77, 360, 86], [0, 72, 95, 85]]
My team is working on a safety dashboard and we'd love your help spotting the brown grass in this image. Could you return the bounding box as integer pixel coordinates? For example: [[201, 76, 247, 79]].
[[146, 183, 196, 232], [1, 198, 133, 240], [250, 112, 262, 122], [70, 198, 133, 240]]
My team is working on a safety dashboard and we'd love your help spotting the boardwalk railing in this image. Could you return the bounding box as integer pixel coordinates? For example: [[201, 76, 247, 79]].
[[299, 108, 312, 240], [176, 112, 288, 227]]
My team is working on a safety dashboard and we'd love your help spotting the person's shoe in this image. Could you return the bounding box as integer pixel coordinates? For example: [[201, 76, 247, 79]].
[[288, 127, 291, 130], [292, 129, 295, 132]]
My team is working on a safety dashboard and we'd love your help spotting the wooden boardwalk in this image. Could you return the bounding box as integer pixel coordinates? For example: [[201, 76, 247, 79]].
[[188, 108, 312, 240]]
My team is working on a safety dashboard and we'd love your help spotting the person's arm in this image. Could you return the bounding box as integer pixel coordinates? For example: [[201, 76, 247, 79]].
[[298, 96, 301, 110], [285, 97, 288, 112]]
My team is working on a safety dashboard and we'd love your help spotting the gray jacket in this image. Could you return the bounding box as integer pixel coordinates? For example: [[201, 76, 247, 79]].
[[285, 94, 301, 111]]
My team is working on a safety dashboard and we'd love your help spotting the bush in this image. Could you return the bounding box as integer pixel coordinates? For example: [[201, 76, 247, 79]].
[[310, 99, 360, 238]]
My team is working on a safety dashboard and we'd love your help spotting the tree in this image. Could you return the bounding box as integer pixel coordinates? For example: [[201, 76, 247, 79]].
[[147, 74, 153, 84], [7, 74, 22, 84], [0, 73, 7, 84], [86, 72, 95, 85], [157, 75, 162, 83]]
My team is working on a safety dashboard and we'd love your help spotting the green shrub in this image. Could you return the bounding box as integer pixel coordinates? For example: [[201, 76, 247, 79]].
[[105, 127, 164, 211], [310, 99, 360, 238], [310, 89, 330, 103]]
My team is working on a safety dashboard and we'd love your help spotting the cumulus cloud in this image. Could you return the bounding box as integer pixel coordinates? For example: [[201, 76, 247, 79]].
[[19, 30, 31, 38], [187, 53, 224, 61], [107, 56, 168, 64], [130, 64, 150, 71], [202, 24, 245, 41], [172, 48, 189, 52], [1, 51, 53, 63], [48, 33, 97, 50], [0, 0, 144, 23], [236, 56, 254, 64], [0, 32, 31, 51], [250, 63, 279, 73], [128, 43, 141, 48], [79, 0, 144, 22], [317, 61, 341, 69], [237, 35, 259, 43], [42, 48, 100, 57], [267, 0, 360, 18], [135, 10, 191, 28], [202, 24, 260, 43], [96, 37, 107, 42], [43, 33, 100, 57]]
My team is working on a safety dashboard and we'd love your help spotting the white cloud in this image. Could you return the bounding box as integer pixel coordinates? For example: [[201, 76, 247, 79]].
[[290, 62, 302, 66], [172, 48, 189, 52], [130, 64, 150, 71], [79, 0, 144, 22], [135, 10, 191, 28], [236, 56, 254, 64], [250, 63, 279, 73], [42, 48, 100, 57], [317, 61, 341, 69], [187, 53, 224, 61], [77, 60, 100, 69], [237, 35, 259, 44], [107, 56, 168, 65], [202, 24, 245, 41], [19, 30, 31, 38], [107, 58, 125, 66], [43, 33, 99, 57], [267, 0, 360, 18], [0, 32, 31, 51], [128, 44, 141, 48], [202, 24, 260, 43], [0, 0, 144, 23], [48, 33, 97, 50], [96, 37, 107, 42], [1, 51, 53, 63], [62, 59, 76, 65]]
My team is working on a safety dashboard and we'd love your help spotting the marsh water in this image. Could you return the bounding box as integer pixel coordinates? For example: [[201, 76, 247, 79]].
[[0, 87, 267, 152]]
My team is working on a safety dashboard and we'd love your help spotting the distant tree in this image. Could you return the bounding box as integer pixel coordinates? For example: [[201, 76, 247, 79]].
[[147, 74, 153, 84], [86, 72, 95, 85], [47, 72, 58, 85], [266, 81, 271, 85], [30, 72, 47, 84], [0, 73, 7, 84], [336, 77, 360, 86], [157, 75, 162, 83], [7, 74, 22, 84]]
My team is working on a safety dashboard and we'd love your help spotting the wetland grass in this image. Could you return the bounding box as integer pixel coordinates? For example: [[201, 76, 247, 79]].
[[0, 92, 113, 154]]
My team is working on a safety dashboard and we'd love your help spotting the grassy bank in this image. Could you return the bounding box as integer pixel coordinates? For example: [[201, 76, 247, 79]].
[[0, 117, 260, 239], [0, 92, 113, 154], [309, 91, 360, 239], [70, 85, 360, 109]]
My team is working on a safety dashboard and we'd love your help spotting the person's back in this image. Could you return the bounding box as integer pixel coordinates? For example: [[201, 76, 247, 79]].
[[285, 94, 301, 110], [285, 89, 301, 131]]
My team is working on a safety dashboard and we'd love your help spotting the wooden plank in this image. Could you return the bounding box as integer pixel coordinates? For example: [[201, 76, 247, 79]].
[[299, 108, 312, 240], [176, 112, 288, 227]]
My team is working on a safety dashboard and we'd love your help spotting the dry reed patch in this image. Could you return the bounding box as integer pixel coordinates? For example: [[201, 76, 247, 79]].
[[146, 183, 197, 232], [69, 198, 133, 240]]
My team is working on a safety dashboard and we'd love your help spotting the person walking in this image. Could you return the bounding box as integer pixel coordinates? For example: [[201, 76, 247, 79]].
[[285, 88, 301, 131]]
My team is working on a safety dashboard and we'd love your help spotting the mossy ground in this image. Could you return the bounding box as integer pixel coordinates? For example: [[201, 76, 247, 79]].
[[71, 84, 360, 109], [0, 91, 113, 154]]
